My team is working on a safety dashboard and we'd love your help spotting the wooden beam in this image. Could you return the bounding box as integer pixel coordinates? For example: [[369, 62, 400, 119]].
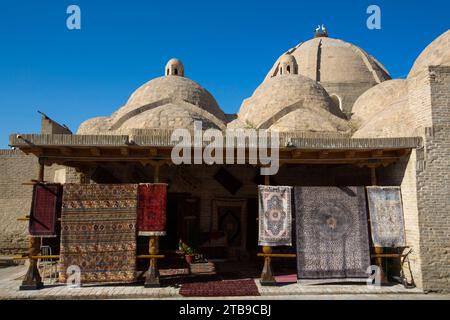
[[90, 147, 101, 156], [60, 147, 73, 156], [292, 150, 302, 158], [120, 147, 129, 156], [149, 149, 158, 157], [345, 151, 356, 158], [371, 150, 384, 157], [319, 151, 329, 159]]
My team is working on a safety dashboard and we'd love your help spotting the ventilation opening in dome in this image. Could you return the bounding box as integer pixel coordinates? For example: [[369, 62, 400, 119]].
[[330, 94, 343, 111], [287, 66, 291, 74]]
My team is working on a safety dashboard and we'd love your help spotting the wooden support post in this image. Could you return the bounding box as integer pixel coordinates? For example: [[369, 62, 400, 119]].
[[260, 172, 276, 286], [370, 166, 377, 186], [144, 160, 162, 288], [20, 159, 44, 290], [370, 165, 388, 285]]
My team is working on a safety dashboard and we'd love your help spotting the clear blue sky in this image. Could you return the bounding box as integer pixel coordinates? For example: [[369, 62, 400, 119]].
[[0, 0, 449, 148]]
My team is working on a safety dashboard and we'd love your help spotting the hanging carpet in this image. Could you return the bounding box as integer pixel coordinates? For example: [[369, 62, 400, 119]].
[[367, 187, 406, 248], [59, 184, 138, 284], [137, 183, 167, 236], [294, 186, 371, 279], [29, 184, 62, 237], [258, 185, 293, 247]]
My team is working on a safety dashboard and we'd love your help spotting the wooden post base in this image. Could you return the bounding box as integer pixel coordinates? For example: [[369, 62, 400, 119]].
[[374, 247, 389, 285], [20, 262, 43, 290], [20, 237, 43, 291], [144, 258, 160, 288], [260, 246, 276, 286]]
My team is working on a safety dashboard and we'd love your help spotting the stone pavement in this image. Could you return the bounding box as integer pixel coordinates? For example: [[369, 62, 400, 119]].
[[0, 265, 447, 300]]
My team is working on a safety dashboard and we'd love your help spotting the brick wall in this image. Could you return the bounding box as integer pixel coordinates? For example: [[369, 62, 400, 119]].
[[414, 66, 450, 292], [0, 150, 64, 255], [377, 152, 424, 288]]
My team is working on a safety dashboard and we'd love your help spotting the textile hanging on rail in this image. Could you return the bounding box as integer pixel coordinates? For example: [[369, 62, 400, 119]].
[[29, 184, 62, 238], [367, 187, 406, 248], [294, 186, 371, 279], [258, 185, 293, 247], [59, 184, 138, 284], [137, 183, 167, 236]]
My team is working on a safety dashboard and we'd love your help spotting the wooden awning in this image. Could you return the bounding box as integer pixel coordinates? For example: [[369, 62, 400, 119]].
[[9, 133, 422, 168]]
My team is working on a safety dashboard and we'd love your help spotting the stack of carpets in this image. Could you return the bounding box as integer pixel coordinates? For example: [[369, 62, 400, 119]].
[[189, 262, 216, 274], [59, 184, 138, 284]]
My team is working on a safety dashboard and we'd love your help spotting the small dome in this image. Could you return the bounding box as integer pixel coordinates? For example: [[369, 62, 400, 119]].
[[353, 97, 414, 138], [278, 54, 298, 75], [236, 74, 350, 133], [351, 79, 408, 128], [165, 58, 184, 77], [77, 117, 111, 134], [408, 30, 450, 79], [119, 103, 221, 131]]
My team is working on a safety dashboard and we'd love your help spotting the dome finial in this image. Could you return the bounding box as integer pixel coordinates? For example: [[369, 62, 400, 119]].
[[165, 58, 184, 77], [314, 24, 328, 38]]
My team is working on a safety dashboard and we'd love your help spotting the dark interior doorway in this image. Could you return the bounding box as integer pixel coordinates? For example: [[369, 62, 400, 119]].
[[161, 193, 200, 251]]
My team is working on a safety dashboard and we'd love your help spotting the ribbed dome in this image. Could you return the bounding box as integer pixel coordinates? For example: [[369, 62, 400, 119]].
[[408, 29, 450, 78], [264, 37, 391, 114], [265, 37, 390, 83], [234, 74, 350, 133], [351, 79, 408, 127]]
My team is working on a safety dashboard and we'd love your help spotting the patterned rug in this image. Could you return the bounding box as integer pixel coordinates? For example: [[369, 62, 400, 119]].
[[137, 183, 167, 236], [294, 187, 371, 279], [367, 187, 406, 248], [179, 279, 260, 297], [59, 184, 138, 284], [258, 186, 293, 246], [29, 184, 62, 238]]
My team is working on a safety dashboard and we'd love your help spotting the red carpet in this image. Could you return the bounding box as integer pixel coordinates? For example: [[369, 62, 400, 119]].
[[275, 274, 298, 284], [179, 279, 260, 297]]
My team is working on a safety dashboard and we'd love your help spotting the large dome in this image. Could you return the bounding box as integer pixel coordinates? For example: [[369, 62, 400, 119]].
[[78, 59, 227, 134], [408, 29, 450, 79], [234, 74, 351, 134], [264, 36, 391, 114]]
